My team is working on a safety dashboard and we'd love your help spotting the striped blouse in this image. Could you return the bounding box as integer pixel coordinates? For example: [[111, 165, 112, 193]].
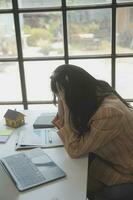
[[53, 95, 133, 185]]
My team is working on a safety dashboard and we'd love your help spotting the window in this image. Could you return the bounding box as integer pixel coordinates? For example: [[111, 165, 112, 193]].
[[67, 9, 111, 55], [19, 12, 64, 57], [116, 7, 133, 53], [0, 0, 133, 110], [130, 7, 133, 22]]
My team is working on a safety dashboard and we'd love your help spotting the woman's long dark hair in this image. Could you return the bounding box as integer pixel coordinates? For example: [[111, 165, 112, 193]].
[[50, 64, 131, 135]]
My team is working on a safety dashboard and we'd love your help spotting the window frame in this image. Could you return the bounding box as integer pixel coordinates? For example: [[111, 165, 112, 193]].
[[0, 0, 133, 109]]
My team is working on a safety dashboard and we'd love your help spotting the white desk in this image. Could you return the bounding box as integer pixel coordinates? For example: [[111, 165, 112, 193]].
[[0, 110, 88, 200]]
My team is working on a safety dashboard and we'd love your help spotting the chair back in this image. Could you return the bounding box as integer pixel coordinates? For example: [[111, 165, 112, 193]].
[[95, 183, 133, 200]]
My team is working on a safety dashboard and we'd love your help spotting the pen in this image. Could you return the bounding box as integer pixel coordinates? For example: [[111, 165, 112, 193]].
[[48, 134, 52, 143], [16, 133, 20, 146], [47, 130, 52, 143]]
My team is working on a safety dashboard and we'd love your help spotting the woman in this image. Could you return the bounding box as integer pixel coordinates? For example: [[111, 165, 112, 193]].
[[50, 64, 133, 199]]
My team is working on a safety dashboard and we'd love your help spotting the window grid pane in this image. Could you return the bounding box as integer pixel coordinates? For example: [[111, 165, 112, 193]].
[[0, 14, 17, 58], [18, 0, 61, 8], [69, 59, 111, 84], [116, 58, 133, 99], [20, 12, 64, 57], [24, 61, 64, 101], [116, 7, 133, 54], [67, 9, 112, 56], [66, 0, 111, 6], [0, 62, 22, 101], [0, 0, 12, 9], [0, 1, 133, 106]]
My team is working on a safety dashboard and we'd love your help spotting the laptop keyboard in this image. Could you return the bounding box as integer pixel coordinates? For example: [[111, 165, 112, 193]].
[[2, 153, 45, 189]]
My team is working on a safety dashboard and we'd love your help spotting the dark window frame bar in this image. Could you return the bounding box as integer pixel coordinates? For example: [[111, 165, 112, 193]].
[[0, 101, 53, 105], [0, 0, 133, 108], [0, 1, 133, 13], [111, 0, 116, 89], [62, 0, 69, 64], [1, 53, 133, 63], [12, 0, 28, 109]]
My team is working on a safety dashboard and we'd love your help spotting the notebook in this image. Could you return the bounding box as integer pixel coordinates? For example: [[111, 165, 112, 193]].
[[16, 128, 63, 150], [0, 148, 66, 191], [33, 114, 55, 129]]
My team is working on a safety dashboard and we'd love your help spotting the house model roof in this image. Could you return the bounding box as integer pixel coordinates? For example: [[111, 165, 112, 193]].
[[4, 109, 25, 120]]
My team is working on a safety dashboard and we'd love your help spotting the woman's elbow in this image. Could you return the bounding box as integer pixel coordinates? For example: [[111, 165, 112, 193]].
[[67, 145, 83, 159]]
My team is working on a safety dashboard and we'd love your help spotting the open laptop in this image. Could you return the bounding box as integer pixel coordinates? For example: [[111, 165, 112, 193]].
[[0, 148, 66, 191]]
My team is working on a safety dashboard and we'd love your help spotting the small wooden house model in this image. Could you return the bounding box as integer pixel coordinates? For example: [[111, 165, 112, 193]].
[[4, 109, 25, 128]]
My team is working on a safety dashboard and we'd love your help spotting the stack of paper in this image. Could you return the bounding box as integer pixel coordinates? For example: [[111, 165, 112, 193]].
[[16, 128, 63, 150], [0, 129, 13, 143]]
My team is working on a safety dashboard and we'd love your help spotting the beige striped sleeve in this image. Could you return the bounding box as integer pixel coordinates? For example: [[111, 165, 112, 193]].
[[57, 107, 124, 158]]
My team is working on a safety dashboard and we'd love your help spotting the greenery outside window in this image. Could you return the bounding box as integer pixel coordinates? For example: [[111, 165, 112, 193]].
[[0, 0, 133, 112]]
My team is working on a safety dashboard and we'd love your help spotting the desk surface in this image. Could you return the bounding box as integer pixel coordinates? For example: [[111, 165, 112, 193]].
[[0, 110, 88, 200]]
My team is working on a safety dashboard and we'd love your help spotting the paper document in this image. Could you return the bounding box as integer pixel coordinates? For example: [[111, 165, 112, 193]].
[[0, 136, 9, 143], [0, 123, 14, 143], [0, 129, 13, 136], [16, 128, 63, 150]]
